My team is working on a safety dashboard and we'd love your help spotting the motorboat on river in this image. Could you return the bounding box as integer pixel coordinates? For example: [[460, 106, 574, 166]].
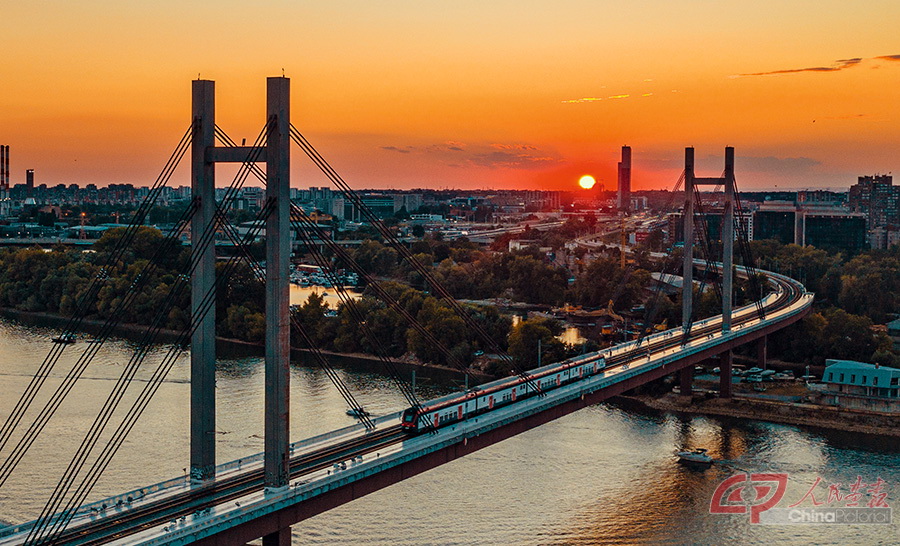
[[676, 448, 713, 466]]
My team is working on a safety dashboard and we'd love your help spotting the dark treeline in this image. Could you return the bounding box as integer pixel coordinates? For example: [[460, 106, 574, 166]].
[[1, 220, 898, 372]]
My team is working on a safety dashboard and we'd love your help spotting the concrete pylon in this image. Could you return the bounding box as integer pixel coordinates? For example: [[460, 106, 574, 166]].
[[264, 77, 291, 491], [190, 79, 217, 482], [682, 148, 695, 331], [722, 147, 735, 332]]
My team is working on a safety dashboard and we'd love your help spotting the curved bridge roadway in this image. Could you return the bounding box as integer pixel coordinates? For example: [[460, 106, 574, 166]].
[[0, 267, 813, 546]]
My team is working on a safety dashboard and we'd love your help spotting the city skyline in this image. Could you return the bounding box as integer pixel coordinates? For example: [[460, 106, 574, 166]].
[[2, 1, 898, 191]]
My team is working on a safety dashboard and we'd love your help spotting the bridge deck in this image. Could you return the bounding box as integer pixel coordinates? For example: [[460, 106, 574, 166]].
[[0, 269, 813, 545]]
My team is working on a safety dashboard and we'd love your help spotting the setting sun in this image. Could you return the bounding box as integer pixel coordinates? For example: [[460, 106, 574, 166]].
[[578, 175, 596, 189]]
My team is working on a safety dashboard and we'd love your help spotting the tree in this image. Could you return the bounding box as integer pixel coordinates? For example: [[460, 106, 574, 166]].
[[406, 298, 469, 366], [508, 317, 565, 370]]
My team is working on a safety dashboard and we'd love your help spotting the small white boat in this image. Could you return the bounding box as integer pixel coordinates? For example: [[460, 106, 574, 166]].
[[52, 333, 77, 344], [676, 448, 713, 465]]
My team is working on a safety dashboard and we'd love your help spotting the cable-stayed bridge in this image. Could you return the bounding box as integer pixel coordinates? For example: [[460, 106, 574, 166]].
[[0, 78, 813, 545]]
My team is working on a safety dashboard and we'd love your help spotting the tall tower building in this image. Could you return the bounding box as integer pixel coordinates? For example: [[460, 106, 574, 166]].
[[0, 145, 9, 218], [617, 145, 632, 212], [26, 169, 34, 199]]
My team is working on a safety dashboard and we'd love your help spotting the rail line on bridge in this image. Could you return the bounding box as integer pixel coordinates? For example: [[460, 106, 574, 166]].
[[0, 266, 812, 545]]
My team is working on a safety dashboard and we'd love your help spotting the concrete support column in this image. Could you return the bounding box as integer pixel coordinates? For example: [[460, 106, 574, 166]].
[[679, 366, 693, 396], [190, 79, 216, 482], [757, 335, 768, 370], [719, 350, 733, 399], [722, 147, 734, 332], [265, 77, 291, 489], [262, 528, 291, 546], [682, 148, 695, 331]]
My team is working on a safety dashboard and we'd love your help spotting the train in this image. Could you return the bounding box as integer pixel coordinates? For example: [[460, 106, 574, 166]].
[[400, 353, 608, 433], [400, 268, 807, 435]]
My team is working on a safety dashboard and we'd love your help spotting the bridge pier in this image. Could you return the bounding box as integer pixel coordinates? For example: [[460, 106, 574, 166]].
[[262, 528, 292, 546], [719, 350, 733, 398], [678, 366, 693, 396], [757, 335, 767, 370]]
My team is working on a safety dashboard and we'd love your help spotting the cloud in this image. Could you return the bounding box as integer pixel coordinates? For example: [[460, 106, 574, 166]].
[[380, 146, 412, 154], [736, 55, 890, 77], [740, 156, 821, 175], [492, 143, 538, 151], [562, 92, 651, 103], [642, 154, 820, 176], [821, 113, 867, 120], [561, 97, 604, 103], [469, 150, 556, 169], [380, 140, 559, 170]]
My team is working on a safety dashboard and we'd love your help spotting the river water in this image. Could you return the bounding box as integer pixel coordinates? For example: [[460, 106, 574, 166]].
[[0, 318, 897, 545]]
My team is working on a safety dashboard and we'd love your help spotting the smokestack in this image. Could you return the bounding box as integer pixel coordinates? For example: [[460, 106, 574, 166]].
[[26, 169, 34, 198], [617, 145, 632, 212]]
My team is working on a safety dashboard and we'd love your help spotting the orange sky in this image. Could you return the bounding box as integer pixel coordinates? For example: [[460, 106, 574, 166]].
[[1, 1, 899, 191]]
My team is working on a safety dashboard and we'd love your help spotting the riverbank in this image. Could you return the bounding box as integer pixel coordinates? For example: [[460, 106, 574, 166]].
[[0, 308, 487, 385], [618, 391, 900, 438]]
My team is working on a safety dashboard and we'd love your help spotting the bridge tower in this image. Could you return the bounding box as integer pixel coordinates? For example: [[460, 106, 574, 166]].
[[191, 77, 292, 544], [681, 147, 736, 397]]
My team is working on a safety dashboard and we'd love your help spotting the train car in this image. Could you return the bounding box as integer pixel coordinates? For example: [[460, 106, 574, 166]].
[[401, 354, 607, 433]]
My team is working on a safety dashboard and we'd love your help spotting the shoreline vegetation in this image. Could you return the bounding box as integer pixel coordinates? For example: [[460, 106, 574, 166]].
[[0, 307, 490, 384], [616, 392, 900, 438], [1, 223, 898, 432], [3, 306, 896, 438]]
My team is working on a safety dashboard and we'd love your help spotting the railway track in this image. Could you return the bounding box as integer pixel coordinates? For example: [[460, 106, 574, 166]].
[[21, 270, 807, 545], [48, 426, 406, 545]]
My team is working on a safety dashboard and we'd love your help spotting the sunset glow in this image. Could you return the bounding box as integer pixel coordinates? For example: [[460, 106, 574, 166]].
[[578, 175, 596, 190], [1, 2, 898, 191]]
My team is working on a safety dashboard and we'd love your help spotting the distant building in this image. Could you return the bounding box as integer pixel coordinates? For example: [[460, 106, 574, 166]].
[[753, 201, 866, 253], [617, 145, 631, 212], [813, 359, 900, 413], [666, 209, 752, 245], [848, 174, 900, 249], [887, 318, 900, 351]]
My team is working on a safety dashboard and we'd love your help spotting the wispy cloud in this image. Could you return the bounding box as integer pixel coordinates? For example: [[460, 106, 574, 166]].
[[821, 113, 867, 120], [561, 97, 604, 103], [642, 154, 821, 175], [379, 141, 559, 170], [735, 55, 900, 77], [469, 150, 556, 169], [380, 145, 413, 154], [561, 92, 656, 104]]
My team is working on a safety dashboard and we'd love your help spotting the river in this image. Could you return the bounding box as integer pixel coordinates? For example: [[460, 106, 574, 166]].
[[0, 318, 896, 545]]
